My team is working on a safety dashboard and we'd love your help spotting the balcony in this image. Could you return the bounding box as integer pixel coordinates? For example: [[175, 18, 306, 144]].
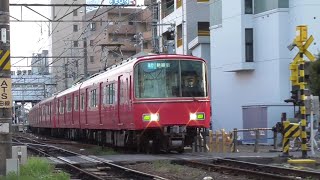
[[177, 0, 182, 9], [162, 4, 174, 18], [177, 38, 183, 47], [198, 30, 210, 36], [107, 25, 136, 35]]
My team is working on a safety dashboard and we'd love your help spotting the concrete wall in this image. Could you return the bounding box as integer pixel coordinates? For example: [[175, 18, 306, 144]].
[[158, 0, 209, 55]]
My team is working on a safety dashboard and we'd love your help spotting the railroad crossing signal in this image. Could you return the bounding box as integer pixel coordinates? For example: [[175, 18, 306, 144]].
[[286, 25, 316, 158], [291, 25, 315, 63]]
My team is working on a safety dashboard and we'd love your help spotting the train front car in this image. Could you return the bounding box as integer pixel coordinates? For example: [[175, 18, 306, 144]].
[[133, 55, 210, 153]]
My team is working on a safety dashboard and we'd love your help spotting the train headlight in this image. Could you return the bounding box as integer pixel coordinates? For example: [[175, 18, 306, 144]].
[[143, 113, 159, 121], [190, 112, 205, 120]]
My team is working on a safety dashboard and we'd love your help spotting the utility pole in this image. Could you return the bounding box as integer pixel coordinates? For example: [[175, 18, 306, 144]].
[[83, 40, 88, 78], [64, 58, 68, 89], [151, 0, 159, 53], [0, 0, 12, 175], [83, 5, 88, 78]]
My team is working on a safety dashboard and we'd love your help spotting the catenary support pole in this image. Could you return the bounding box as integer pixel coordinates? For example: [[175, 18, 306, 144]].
[[0, 0, 12, 175]]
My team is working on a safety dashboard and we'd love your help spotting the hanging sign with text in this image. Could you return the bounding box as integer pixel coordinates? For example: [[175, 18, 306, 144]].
[[0, 78, 12, 108]]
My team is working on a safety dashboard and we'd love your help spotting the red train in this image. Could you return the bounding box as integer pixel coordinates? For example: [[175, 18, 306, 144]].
[[28, 54, 211, 153]]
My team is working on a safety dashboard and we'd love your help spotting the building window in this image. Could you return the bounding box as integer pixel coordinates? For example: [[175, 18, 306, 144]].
[[73, 9, 78, 16], [254, 0, 289, 14], [90, 40, 94, 46], [73, 24, 78, 32], [198, 22, 210, 36], [162, 0, 174, 18], [245, 28, 253, 62], [245, 0, 253, 14], [90, 23, 96, 31], [74, 41, 78, 47], [90, 56, 94, 63]]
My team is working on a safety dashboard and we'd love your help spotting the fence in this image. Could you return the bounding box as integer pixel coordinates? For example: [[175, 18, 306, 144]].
[[193, 128, 278, 153], [232, 128, 275, 153]]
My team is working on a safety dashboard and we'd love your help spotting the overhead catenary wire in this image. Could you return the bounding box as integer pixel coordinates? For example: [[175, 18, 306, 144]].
[[13, 1, 174, 98]]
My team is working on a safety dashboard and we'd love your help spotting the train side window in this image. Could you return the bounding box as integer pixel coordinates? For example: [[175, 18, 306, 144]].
[[80, 94, 84, 110], [74, 95, 79, 111], [59, 100, 64, 114], [42, 106, 45, 118], [90, 89, 97, 107], [56, 102, 58, 114], [110, 83, 115, 104], [66, 97, 72, 112], [103, 86, 108, 104]]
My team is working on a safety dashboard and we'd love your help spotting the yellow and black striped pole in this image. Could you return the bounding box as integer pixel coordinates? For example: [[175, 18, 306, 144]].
[[298, 59, 308, 158], [287, 25, 315, 158]]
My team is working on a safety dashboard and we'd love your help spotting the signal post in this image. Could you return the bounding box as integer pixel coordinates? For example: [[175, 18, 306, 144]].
[[286, 25, 315, 158], [0, 0, 12, 175]]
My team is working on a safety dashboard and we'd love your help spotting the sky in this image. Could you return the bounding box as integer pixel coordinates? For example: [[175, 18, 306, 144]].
[[9, 0, 145, 71]]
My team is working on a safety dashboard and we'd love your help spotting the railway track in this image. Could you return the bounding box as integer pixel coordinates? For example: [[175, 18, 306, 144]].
[[172, 157, 320, 180], [13, 135, 168, 180]]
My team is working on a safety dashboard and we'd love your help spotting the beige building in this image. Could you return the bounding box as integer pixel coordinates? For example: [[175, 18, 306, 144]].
[[50, 0, 152, 92], [50, 0, 86, 92], [83, 7, 153, 74]]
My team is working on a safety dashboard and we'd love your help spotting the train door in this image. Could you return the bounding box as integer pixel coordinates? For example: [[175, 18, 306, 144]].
[[80, 93, 85, 127], [53, 98, 57, 128], [49, 102, 52, 126], [71, 94, 74, 125], [85, 88, 88, 125], [117, 75, 123, 126], [99, 82, 103, 125]]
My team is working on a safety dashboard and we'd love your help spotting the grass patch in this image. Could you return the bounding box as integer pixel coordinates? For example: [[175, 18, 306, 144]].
[[88, 146, 118, 155], [1, 157, 69, 180]]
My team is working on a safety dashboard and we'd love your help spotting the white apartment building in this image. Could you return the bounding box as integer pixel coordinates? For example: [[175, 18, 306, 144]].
[[158, 0, 210, 56], [50, 0, 86, 92], [210, 0, 320, 142]]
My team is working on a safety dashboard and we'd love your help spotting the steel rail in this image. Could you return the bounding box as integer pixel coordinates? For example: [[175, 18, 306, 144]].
[[13, 135, 169, 180], [173, 160, 297, 180], [216, 158, 320, 179], [13, 137, 105, 180]]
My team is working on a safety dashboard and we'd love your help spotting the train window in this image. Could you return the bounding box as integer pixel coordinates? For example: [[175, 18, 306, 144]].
[[59, 100, 64, 114], [46, 106, 49, 115], [103, 85, 109, 104], [134, 60, 207, 98], [80, 94, 84, 110], [56, 103, 58, 114], [110, 83, 115, 104], [66, 97, 72, 112], [90, 89, 97, 107], [74, 95, 79, 111]]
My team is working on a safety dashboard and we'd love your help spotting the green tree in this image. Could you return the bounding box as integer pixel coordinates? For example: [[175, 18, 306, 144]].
[[308, 54, 320, 96]]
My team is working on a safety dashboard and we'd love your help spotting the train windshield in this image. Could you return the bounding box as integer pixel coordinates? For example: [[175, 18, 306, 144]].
[[134, 60, 208, 98]]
